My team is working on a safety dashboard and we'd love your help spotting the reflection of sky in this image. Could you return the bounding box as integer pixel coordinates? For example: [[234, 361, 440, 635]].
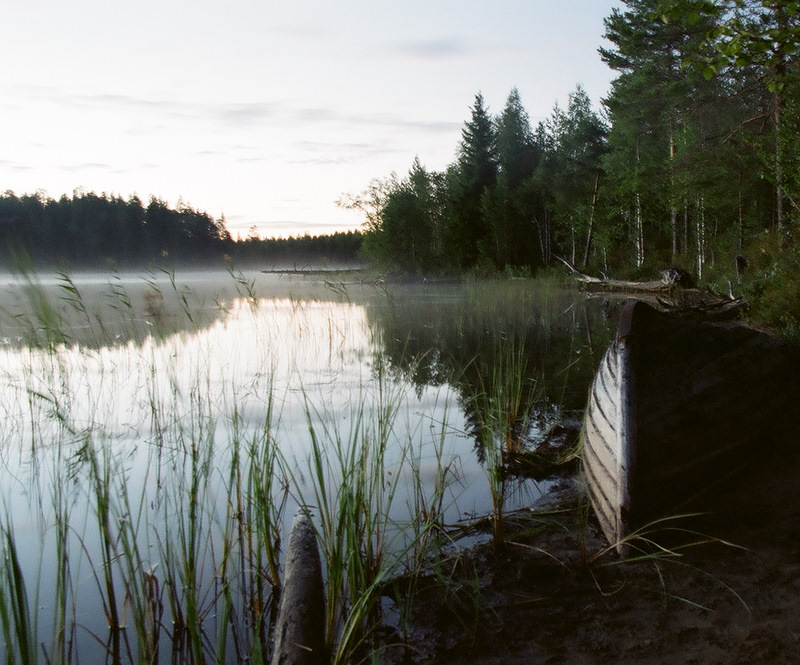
[[0, 277, 551, 660]]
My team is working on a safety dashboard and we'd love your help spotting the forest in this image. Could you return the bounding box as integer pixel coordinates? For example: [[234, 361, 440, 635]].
[[343, 0, 800, 331], [1, 1, 797, 329], [0, 190, 363, 269]]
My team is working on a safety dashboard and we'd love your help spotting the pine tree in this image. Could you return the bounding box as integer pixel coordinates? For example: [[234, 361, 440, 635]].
[[660, 0, 800, 228], [601, 0, 721, 269], [554, 86, 607, 266], [447, 93, 498, 269]]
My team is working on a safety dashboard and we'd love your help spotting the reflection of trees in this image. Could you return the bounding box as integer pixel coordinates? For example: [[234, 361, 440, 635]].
[[364, 282, 618, 455]]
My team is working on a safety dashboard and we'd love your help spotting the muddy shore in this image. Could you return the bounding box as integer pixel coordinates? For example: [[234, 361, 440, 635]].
[[380, 431, 800, 664]]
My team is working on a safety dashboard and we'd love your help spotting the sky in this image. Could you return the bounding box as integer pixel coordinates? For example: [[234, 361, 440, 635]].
[[1, 0, 625, 240]]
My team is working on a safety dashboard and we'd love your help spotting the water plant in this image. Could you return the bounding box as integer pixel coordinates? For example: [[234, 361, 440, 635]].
[[0, 266, 617, 664], [467, 332, 540, 549], [0, 520, 38, 665], [285, 368, 406, 662]]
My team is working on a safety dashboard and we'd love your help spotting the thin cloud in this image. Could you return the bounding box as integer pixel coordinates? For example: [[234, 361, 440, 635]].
[[9, 83, 458, 137], [294, 140, 376, 152], [290, 140, 403, 163], [0, 159, 32, 171], [287, 156, 361, 166], [216, 103, 276, 126], [291, 107, 461, 134], [62, 162, 112, 172], [395, 38, 473, 59], [234, 156, 272, 164], [83, 93, 165, 112]]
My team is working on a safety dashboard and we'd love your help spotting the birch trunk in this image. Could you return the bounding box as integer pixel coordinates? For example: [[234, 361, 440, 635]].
[[774, 91, 784, 230], [635, 193, 644, 268], [696, 195, 705, 281], [570, 224, 576, 266], [582, 172, 600, 267], [669, 121, 678, 257]]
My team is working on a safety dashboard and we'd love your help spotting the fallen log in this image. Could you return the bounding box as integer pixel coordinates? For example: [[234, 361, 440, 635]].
[[556, 256, 693, 292], [271, 509, 326, 665], [556, 257, 745, 318]]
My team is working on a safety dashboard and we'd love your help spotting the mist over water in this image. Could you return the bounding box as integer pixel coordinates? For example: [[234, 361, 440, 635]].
[[0, 270, 615, 662]]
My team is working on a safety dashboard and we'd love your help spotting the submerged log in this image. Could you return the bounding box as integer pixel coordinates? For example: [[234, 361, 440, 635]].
[[271, 509, 326, 665]]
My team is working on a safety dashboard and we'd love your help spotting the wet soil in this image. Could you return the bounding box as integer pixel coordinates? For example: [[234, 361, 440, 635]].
[[381, 435, 800, 664]]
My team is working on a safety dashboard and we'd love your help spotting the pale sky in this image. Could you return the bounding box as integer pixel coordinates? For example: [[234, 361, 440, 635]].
[[1, 0, 624, 239]]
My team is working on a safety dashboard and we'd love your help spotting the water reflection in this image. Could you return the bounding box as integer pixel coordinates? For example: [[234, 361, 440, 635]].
[[0, 269, 369, 349], [0, 270, 619, 663], [364, 280, 618, 453]]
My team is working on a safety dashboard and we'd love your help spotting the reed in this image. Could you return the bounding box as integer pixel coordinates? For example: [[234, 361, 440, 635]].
[[48, 460, 77, 665], [217, 399, 287, 660], [280, 354, 465, 665], [468, 332, 540, 549], [404, 393, 461, 571], [0, 520, 38, 665], [0, 267, 283, 662], [13, 269, 69, 350], [78, 437, 125, 662], [115, 493, 163, 664], [0, 266, 538, 664], [286, 378, 404, 661]]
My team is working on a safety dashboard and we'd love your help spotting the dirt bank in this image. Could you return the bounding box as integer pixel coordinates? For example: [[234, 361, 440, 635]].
[[381, 434, 800, 664]]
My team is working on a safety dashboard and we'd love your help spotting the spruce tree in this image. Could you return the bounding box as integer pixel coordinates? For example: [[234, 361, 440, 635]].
[[493, 88, 541, 268], [447, 93, 498, 269]]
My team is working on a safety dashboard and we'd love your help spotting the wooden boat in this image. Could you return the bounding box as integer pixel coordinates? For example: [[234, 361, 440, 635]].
[[582, 300, 796, 554]]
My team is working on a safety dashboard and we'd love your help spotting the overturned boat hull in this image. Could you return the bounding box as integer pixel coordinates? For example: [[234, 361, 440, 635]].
[[582, 301, 795, 553]]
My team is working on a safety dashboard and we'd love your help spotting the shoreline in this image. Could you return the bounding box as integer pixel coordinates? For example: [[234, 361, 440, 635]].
[[379, 412, 800, 664]]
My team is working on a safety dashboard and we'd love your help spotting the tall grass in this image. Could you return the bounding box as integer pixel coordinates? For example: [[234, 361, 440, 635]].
[[468, 332, 540, 549], [0, 520, 38, 665], [0, 266, 531, 664], [0, 267, 295, 663], [281, 354, 466, 664], [287, 367, 406, 662], [404, 393, 461, 572]]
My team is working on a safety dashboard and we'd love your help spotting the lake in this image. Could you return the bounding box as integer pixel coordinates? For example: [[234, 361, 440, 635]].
[[0, 268, 616, 663]]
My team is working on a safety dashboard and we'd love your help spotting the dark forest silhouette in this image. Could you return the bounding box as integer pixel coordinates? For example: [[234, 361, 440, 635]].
[[0, 190, 363, 269]]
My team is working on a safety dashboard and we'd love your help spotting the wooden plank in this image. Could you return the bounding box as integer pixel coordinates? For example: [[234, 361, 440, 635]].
[[583, 437, 619, 519], [584, 411, 619, 488], [583, 341, 627, 549]]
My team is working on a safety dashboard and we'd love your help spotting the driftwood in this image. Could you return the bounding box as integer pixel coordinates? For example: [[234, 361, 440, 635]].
[[271, 510, 326, 665], [556, 257, 746, 319], [655, 294, 747, 321], [556, 256, 692, 291]]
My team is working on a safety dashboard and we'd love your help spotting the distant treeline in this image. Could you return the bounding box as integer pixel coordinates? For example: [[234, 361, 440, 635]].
[[235, 229, 365, 267], [0, 190, 363, 269]]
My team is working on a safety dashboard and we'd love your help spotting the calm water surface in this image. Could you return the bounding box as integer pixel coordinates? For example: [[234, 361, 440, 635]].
[[0, 269, 617, 662]]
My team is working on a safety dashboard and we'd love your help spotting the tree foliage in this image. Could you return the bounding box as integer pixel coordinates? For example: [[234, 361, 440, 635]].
[[355, 87, 606, 274], [352, 0, 799, 287]]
